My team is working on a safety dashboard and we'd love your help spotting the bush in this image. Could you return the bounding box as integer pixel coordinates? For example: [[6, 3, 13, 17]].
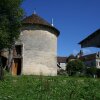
[[97, 69, 100, 77], [86, 67, 100, 78], [66, 60, 85, 76], [57, 69, 68, 76]]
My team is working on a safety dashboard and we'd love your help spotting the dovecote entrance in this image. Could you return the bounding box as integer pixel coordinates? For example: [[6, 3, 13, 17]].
[[11, 45, 22, 75]]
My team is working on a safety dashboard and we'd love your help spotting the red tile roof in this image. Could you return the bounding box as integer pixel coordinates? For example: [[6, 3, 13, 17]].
[[57, 57, 67, 63]]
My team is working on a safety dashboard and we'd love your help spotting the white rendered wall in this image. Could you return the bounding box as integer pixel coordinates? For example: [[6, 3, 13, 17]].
[[59, 63, 66, 70], [20, 26, 57, 76], [96, 59, 100, 69]]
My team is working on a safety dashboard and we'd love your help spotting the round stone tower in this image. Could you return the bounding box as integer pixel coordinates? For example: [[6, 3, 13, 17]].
[[14, 14, 60, 76]]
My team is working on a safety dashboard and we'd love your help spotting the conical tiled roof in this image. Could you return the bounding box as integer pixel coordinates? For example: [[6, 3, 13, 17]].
[[22, 14, 60, 36], [22, 14, 51, 26]]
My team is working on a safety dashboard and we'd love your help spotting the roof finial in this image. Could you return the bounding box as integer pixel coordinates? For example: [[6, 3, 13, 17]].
[[51, 18, 54, 26], [33, 8, 36, 14]]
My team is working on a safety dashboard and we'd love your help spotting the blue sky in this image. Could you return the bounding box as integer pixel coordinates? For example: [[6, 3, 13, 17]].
[[21, 0, 100, 56]]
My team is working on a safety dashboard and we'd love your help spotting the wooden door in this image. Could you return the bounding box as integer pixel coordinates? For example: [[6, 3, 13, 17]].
[[12, 59, 18, 75]]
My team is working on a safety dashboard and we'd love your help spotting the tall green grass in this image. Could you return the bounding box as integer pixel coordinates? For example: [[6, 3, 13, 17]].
[[0, 74, 100, 100]]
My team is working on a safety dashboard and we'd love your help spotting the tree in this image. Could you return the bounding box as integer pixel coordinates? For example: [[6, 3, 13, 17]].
[[0, 0, 24, 80], [66, 59, 85, 76]]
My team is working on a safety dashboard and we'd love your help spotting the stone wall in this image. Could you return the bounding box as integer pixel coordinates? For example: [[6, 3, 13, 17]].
[[20, 25, 57, 76]]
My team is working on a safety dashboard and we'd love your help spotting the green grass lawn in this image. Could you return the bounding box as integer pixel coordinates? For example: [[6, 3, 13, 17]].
[[0, 74, 100, 100]]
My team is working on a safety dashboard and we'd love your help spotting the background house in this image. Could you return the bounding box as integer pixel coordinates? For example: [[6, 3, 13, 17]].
[[67, 54, 76, 62], [57, 57, 67, 70], [78, 29, 100, 68], [79, 52, 100, 69]]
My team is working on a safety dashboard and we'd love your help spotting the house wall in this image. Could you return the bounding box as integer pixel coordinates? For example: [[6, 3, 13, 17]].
[[19, 25, 57, 76], [96, 59, 100, 69], [59, 63, 66, 70]]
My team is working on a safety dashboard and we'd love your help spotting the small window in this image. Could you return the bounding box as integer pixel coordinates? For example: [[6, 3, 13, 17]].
[[13, 45, 22, 57]]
